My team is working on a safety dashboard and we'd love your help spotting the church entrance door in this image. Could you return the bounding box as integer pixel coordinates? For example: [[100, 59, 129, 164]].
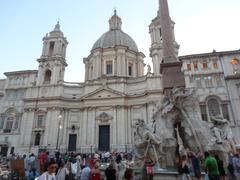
[[68, 134, 77, 152], [99, 125, 110, 151], [0, 146, 8, 156]]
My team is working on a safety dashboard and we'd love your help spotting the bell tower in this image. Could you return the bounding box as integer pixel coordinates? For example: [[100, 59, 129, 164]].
[[150, 0, 184, 92], [36, 22, 68, 85], [149, 0, 179, 74]]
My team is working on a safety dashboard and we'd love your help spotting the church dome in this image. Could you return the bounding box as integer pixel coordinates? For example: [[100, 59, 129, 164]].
[[92, 10, 138, 52]]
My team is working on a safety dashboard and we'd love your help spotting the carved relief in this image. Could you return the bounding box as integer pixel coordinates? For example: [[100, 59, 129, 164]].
[[96, 112, 113, 123]]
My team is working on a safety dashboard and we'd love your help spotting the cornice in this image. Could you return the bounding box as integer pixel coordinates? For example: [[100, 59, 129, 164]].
[[179, 50, 240, 60]]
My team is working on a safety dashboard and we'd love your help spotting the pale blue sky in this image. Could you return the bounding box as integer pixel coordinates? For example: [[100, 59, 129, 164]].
[[1, 0, 240, 82]]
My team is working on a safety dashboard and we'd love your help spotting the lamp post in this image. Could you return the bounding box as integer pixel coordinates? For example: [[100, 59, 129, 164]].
[[56, 114, 62, 150]]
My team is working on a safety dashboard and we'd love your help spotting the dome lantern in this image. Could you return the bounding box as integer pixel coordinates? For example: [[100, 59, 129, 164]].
[[109, 10, 122, 30]]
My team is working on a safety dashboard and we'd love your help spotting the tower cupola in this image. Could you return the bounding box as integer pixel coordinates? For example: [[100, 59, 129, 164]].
[[109, 10, 122, 30]]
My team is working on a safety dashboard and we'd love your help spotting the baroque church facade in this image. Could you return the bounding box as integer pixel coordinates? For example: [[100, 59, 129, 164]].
[[0, 0, 240, 156]]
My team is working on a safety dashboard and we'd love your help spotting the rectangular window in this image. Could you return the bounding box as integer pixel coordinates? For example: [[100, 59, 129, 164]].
[[106, 62, 113, 75], [205, 76, 213, 87], [187, 64, 191, 70], [216, 75, 223, 86], [213, 62, 218, 69], [203, 62, 208, 69], [194, 63, 198, 70], [128, 66, 132, 76], [221, 104, 230, 120], [49, 41, 55, 56], [189, 76, 193, 83], [128, 63, 133, 76], [37, 115, 44, 127], [159, 28, 162, 40], [200, 105, 208, 121], [5, 117, 13, 132], [195, 77, 202, 88]]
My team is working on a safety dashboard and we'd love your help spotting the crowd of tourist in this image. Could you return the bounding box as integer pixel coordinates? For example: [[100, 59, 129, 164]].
[[177, 144, 240, 180], [7, 151, 135, 180], [2, 143, 240, 180]]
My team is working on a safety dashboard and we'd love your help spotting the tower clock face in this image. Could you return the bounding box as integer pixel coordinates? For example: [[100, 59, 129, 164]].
[[231, 58, 240, 74]]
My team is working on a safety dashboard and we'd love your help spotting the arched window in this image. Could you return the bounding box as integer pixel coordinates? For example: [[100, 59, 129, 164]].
[[44, 69, 52, 83], [49, 41, 55, 56], [207, 98, 221, 117], [4, 108, 15, 132], [34, 133, 41, 146], [2, 108, 22, 133], [200, 96, 230, 122]]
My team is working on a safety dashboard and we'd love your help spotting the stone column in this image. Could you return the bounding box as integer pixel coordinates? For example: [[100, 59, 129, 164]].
[[20, 111, 34, 146], [49, 110, 59, 148], [127, 107, 132, 144], [122, 54, 126, 76], [42, 42, 47, 56], [152, 54, 160, 74], [92, 108, 96, 147], [116, 53, 121, 76], [114, 58, 117, 76], [124, 107, 128, 146], [82, 108, 88, 146], [96, 55, 101, 78], [112, 107, 117, 145], [93, 58, 97, 79], [121, 107, 126, 145], [133, 62, 137, 77], [43, 111, 50, 145], [51, 63, 57, 84], [86, 108, 92, 145], [62, 110, 69, 150]]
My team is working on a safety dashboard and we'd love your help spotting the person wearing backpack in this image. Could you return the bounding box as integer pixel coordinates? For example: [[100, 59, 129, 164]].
[[232, 144, 240, 179]]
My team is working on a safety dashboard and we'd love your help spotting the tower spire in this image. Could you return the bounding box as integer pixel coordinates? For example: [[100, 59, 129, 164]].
[[159, 0, 178, 63]]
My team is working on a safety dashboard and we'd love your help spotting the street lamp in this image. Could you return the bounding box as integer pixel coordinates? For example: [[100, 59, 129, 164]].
[[56, 114, 63, 150]]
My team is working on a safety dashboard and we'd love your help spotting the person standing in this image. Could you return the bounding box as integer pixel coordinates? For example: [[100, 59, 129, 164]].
[[80, 164, 91, 180], [232, 144, 240, 179], [38, 161, 58, 180], [56, 162, 67, 180], [28, 168, 39, 180], [188, 151, 201, 180], [204, 152, 220, 180], [124, 168, 134, 180], [105, 160, 116, 180], [39, 152, 48, 173], [178, 155, 192, 180], [144, 155, 155, 180], [90, 161, 101, 180], [214, 155, 226, 180]]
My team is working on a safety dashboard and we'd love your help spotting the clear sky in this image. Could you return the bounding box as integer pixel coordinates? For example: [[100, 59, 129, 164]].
[[1, 0, 240, 82]]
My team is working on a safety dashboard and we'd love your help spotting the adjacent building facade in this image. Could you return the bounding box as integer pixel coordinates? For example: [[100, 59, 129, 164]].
[[0, 0, 239, 156]]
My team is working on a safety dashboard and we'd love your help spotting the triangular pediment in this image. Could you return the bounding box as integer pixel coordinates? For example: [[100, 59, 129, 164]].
[[81, 87, 126, 100]]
